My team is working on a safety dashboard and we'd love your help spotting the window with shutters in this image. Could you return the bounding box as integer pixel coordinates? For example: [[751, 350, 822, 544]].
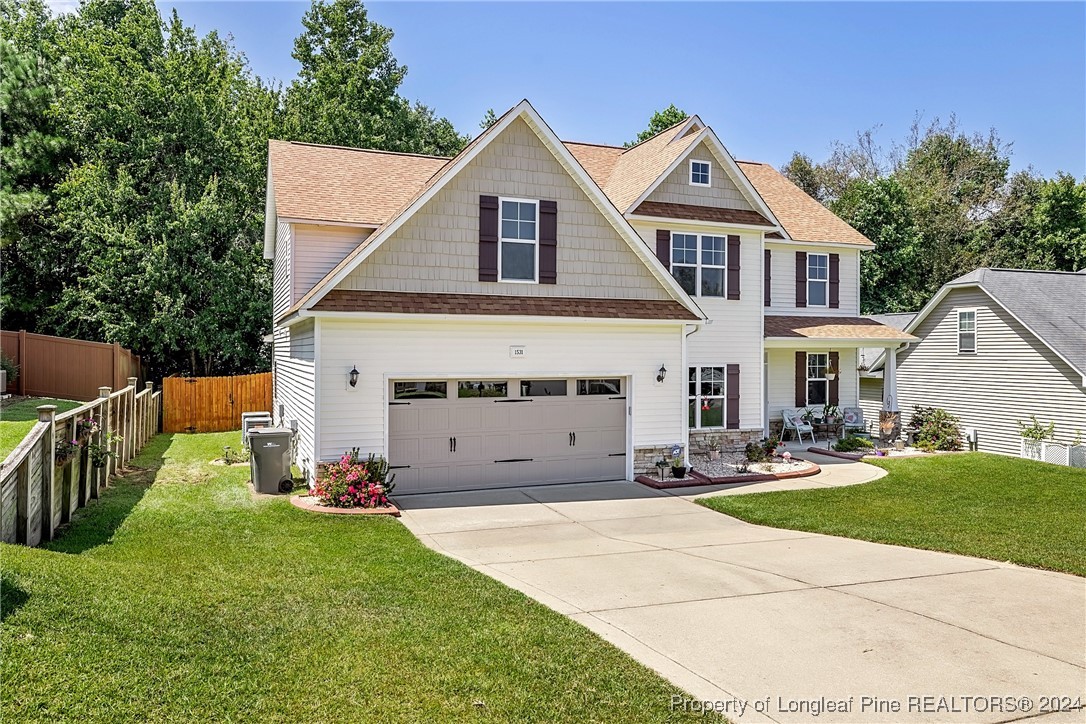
[[688, 366, 726, 428], [690, 160, 711, 186], [958, 310, 977, 353], [499, 198, 538, 283], [807, 253, 829, 307], [806, 353, 829, 406], [670, 233, 725, 298]]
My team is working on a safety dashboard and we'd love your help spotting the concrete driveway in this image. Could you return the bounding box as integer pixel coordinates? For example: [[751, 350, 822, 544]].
[[396, 469, 1086, 723]]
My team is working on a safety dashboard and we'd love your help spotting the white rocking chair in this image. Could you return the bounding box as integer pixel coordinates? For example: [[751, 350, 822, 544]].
[[781, 408, 814, 444]]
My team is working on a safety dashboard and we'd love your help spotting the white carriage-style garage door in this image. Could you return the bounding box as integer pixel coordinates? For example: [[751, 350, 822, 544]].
[[388, 377, 627, 494]]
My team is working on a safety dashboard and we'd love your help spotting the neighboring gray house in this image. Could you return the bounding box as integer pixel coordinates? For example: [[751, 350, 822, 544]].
[[858, 313, 917, 427], [863, 268, 1086, 455]]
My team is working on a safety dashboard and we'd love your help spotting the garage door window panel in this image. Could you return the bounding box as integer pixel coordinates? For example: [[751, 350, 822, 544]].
[[394, 381, 447, 400], [520, 379, 567, 397], [576, 379, 622, 396], [458, 381, 508, 398]]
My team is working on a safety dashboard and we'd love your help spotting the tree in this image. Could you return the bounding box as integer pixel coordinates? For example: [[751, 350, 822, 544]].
[[282, 0, 466, 155], [626, 103, 687, 147], [781, 152, 825, 202], [479, 107, 497, 130]]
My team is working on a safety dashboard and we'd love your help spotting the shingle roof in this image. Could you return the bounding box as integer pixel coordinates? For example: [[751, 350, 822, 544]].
[[632, 200, 775, 227], [598, 124, 702, 212], [860, 313, 917, 368], [311, 290, 699, 320], [268, 140, 446, 226], [737, 161, 873, 247], [948, 268, 1086, 375], [765, 315, 918, 341]]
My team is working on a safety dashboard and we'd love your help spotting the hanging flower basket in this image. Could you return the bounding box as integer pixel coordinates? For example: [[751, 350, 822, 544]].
[[55, 439, 81, 466]]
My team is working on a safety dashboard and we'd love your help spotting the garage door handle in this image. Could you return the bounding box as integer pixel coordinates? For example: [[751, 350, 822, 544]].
[[389, 402, 411, 406], [608, 453, 626, 457], [494, 458, 533, 463], [389, 465, 411, 470], [572, 431, 576, 446], [609, 396, 626, 400], [568, 432, 573, 447], [495, 399, 532, 403]]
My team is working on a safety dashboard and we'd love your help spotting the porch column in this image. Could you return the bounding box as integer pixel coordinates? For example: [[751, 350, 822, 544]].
[[880, 345, 901, 442]]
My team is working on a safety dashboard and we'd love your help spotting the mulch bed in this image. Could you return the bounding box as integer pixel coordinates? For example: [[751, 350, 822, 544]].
[[290, 495, 401, 517], [636, 458, 821, 489]]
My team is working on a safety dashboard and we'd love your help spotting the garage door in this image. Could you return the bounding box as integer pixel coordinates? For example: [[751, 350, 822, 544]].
[[388, 378, 627, 494]]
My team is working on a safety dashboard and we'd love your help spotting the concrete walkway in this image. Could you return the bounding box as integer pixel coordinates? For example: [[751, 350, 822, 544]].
[[395, 462, 1086, 723]]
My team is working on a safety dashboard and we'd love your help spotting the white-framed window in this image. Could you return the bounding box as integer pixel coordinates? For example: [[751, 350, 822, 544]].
[[670, 232, 726, 298], [807, 253, 829, 307], [688, 366, 726, 429], [690, 160, 711, 186], [958, 309, 977, 353], [499, 197, 538, 283], [806, 353, 828, 406]]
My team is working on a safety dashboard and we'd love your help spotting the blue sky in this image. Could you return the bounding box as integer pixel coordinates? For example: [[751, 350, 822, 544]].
[[157, 1, 1084, 177]]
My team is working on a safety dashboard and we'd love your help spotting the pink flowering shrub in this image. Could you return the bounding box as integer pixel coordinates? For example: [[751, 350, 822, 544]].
[[312, 448, 396, 508]]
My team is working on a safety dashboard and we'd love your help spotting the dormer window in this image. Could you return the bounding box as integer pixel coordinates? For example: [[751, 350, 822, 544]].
[[499, 198, 538, 283], [690, 160, 711, 186]]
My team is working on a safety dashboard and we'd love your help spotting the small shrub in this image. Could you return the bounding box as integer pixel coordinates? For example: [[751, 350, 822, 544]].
[[834, 435, 874, 453], [1017, 415, 1055, 442], [911, 406, 962, 452], [313, 448, 396, 508], [0, 354, 18, 385], [761, 436, 780, 457], [745, 441, 770, 463], [222, 446, 249, 465], [88, 432, 122, 468]]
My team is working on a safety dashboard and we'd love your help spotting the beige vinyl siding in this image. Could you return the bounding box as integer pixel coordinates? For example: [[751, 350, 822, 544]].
[[292, 224, 370, 303], [272, 221, 293, 320], [766, 347, 859, 420], [766, 242, 860, 315], [316, 317, 685, 466], [644, 140, 755, 211], [272, 318, 316, 480], [336, 117, 671, 300], [859, 376, 883, 430], [894, 287, 1086, 455]]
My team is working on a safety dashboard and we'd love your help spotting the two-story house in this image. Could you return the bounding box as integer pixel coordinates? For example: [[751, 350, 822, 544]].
[[264, 100, 913, 494]]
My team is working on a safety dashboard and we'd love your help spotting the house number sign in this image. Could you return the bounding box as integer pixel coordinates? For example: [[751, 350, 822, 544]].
[[509, 345, 526, 359]]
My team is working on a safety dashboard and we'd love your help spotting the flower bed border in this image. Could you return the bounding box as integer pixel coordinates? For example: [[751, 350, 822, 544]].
[[290, 495, 401, 517], [635, 458, 820, 489], [808, 446, 937, 461]]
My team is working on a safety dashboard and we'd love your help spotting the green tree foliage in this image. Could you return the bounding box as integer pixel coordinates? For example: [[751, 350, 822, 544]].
[[784, 116, 1086, 313], [283, 0, 466, 156], [627, 103, 688, 147], [479, 107, 497, 130]]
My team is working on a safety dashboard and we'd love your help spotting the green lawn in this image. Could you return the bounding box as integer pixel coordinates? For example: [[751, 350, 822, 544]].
[[0, 397, 83, 460], [2, 431, 707, 723], [698, 453, 1086, 576]]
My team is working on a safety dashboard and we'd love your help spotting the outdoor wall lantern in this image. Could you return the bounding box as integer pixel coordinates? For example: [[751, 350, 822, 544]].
[[656, 364, 667, 383], [349, 366, 359, 387]]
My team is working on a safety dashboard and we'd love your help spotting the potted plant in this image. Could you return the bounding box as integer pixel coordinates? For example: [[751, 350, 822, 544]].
[[704, 435, 721, 461], [55, 438, 80, 465], [88, 432, 122, 468], [669, 456, 688, 479], [654, 458, 669, 481], [801, 407, 819, 424], [822, 404, 841, 424]]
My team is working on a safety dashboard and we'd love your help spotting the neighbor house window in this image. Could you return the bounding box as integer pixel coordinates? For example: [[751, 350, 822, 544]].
[[807, 253, 829, 306], [670, 233, 726, 298], [688, 366, 725, 428], [806, 354, 828, 406], [690, 160, 711, 186], [958, 310, 977, 353], [499, 198, 537, 282]]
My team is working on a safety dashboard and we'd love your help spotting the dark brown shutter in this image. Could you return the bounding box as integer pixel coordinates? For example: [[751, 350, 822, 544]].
[[655, 229, 670, 268], [539, 200, 557, 284], [479, 195, 499, 282], [726, 364, 740, 429], [829, 253, 840, 308], [764, 249, 772, 307], [829, 351, 840, 405], [795, 251, 807, 308], [726, 235, 740, 300], [795, 351, 807, 407]]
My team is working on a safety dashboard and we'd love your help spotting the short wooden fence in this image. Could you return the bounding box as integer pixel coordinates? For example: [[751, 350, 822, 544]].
[[162, 372, 271, 433], [0, 378, 161, 547], [1, 329, 142, 400]]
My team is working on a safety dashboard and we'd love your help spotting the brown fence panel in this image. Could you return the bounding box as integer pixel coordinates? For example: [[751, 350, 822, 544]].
[[1, 330, 141, 401], [162, 372, 272, 433]]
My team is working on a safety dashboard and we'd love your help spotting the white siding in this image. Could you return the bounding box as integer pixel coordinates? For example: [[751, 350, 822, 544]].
[[644, 140, 755, 211], [272, 222, 293, 320], [766, 347, 859, 420], [316, 317, 687, 472], [859, 376, 883, 430], [336, 117, 671, 300], [273, 318, 316, 480], [766, 242, 861, 316], [292, 224, 370, 303], [894, 288, 1086, 455]]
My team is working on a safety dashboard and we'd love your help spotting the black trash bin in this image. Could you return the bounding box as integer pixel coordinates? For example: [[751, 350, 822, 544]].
[[249, 427, 294, 494]]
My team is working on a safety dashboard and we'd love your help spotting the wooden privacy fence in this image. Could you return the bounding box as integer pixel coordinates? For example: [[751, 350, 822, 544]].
[[163, 372, 271, 433], [1, 378, 161, 547], [1, 329, 141, 401]]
